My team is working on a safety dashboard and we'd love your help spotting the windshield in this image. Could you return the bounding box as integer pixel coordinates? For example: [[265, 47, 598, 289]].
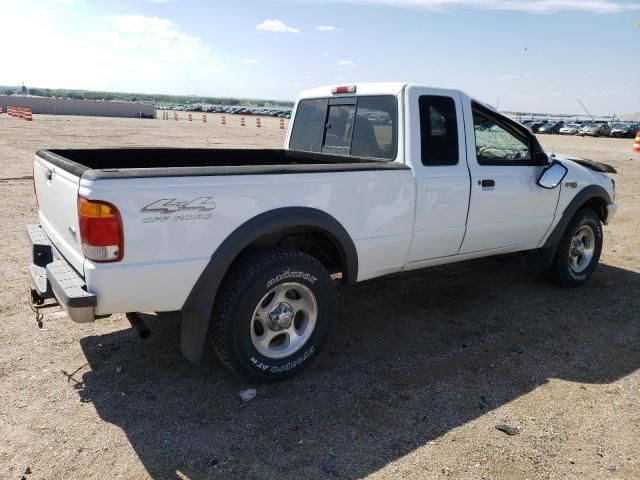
[[289, 95, 398, 160]]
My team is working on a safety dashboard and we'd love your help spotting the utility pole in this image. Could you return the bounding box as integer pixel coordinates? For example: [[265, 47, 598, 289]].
[[577, 98, 594, 121]]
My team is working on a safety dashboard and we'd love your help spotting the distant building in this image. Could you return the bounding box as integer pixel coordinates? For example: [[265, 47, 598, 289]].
[[0, 95, 155, 118]]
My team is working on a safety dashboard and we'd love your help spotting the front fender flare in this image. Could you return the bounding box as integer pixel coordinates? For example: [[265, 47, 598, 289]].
[[179, 207, 358, 364], [527, 185, 611, 271]]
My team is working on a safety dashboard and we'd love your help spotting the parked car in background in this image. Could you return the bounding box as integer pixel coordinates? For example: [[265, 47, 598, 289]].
[[559, 123, 582, 135], [530, 121, 547, 133], [538, 121, 564, 134], [580, 123, 610, 137], [610, 124, 637, 138]]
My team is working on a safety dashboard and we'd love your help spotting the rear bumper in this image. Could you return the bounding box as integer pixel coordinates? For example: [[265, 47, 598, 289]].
[[27, 224, 96, 323]]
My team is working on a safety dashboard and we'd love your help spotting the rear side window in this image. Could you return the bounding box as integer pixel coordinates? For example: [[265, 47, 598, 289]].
[[289, 99, 327, 153], [419, 95, 458, 166], [289, 95, 397, 160]]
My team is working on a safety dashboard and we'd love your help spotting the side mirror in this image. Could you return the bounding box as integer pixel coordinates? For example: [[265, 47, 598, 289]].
[[538, 162, 568, 189]]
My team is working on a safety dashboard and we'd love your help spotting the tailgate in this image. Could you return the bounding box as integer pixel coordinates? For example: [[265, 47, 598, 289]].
[[34, 155, 85, 274]]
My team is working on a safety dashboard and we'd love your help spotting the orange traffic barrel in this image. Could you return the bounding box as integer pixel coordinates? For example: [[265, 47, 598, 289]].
[[23, 108, 33, 121], [633, 131, 640, 154], [256, 117, 261, 128], [202, 114, 207, 123], [279, 118, 285, 129], [221, 115, 226, 125], [240, 117, 245, 127]]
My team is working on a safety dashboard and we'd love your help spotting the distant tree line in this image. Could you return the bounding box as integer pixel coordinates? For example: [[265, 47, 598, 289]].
[[0, 85, 294, 108]]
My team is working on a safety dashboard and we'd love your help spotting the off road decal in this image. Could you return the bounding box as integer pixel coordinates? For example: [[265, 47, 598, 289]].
[[267, 269, 318, 288]]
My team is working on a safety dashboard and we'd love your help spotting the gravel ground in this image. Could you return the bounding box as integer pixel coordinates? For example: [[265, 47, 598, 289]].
[[0, 114, 638, 480]]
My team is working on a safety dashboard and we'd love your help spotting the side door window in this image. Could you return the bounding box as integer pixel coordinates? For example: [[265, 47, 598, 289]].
[[472, 103, 533, 166]]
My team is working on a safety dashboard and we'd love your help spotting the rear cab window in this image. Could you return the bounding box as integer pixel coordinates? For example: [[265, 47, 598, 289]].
[[289, 95, 397, 160], [418, 95, 459, 166]]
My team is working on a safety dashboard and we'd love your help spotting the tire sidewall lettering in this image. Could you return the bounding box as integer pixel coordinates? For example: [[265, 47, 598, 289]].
[[267, 270, 318, 289]]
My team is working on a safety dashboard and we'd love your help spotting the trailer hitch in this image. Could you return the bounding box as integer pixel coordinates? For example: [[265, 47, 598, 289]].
[[28, 288, 58, 329]]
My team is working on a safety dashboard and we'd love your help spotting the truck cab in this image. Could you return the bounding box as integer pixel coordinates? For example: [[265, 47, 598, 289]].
[[287, 83, 614, 267]]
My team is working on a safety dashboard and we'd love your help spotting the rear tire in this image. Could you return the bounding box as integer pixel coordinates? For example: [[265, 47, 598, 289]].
[[210, 248, 336, 382], [546, 208, 603, 287]]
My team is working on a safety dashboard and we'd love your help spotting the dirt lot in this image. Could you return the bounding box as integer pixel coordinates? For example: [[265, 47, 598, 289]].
[[0, 114, 638, 480]]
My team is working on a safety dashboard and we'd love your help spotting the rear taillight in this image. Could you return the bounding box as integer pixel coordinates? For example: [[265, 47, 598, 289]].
[[78, 197, 123, 262]]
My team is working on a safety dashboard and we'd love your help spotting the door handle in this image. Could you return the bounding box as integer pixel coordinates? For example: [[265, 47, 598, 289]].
[[479, 179, 495, 187]]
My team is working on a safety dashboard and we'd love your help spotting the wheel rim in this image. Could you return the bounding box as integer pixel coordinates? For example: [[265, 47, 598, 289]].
[[250, 282, 317, 359], [568, 225, 596, 273]]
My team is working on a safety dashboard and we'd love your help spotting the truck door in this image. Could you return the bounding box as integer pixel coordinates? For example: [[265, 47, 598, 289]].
[[405, 87, 470, 262], [459, 100, 559, 254]]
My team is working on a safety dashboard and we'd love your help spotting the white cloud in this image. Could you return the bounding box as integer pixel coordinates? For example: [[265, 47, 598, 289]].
[[338, 59, 355, 65], [256, 19, 300, 33], [315, 25, 338, 31], [101, 15, 218, 66], [323, 52, 330, 56], [242, 59, 258, 64], [314, 0, 640, 13], [499, 72, 535, 80], [0, 8, 226, 94]]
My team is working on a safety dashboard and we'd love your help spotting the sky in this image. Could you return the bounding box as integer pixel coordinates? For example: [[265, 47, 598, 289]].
[[1, 0, 639, 115]]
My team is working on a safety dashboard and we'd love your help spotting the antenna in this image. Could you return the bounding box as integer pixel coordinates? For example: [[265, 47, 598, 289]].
[[577, 98, 594, 121]]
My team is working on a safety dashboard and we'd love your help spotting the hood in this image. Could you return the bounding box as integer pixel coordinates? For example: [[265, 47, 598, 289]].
[[551, 154, 617, 174]]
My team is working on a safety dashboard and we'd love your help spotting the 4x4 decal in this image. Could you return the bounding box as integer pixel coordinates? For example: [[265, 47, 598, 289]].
[[142, 197, 216, 214]]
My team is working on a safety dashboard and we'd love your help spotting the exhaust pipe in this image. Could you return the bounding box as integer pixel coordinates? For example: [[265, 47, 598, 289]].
[[126, 312, 151, 339]]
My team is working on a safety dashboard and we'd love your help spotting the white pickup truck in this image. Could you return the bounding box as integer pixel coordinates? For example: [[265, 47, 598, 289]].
[[28, 83, 617, 381]]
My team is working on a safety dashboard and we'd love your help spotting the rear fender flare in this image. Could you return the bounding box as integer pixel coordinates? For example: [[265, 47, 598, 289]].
[[179, 207, 358, 364]]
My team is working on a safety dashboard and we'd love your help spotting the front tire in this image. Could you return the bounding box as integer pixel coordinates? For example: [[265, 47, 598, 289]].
[[547, 208, 603, 287], [210, 248, 336, 381]]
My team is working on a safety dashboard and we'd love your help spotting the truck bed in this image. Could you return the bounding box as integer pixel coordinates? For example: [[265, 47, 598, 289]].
[[36, 148, 408, 180]]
